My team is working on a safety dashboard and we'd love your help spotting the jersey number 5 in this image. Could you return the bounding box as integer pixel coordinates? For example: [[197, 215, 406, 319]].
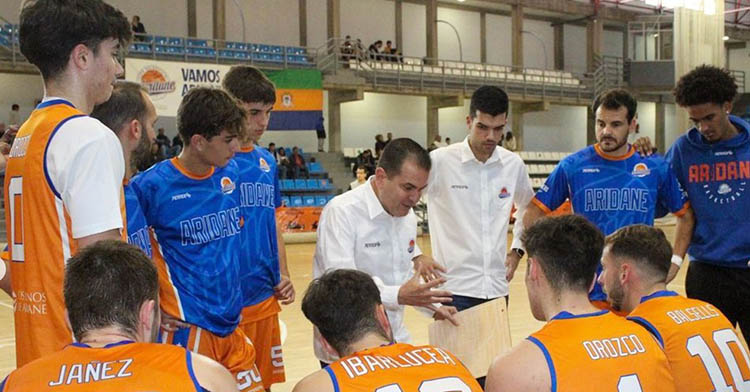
[[8, 177, 24, 262], [376, 377, 473, 392]]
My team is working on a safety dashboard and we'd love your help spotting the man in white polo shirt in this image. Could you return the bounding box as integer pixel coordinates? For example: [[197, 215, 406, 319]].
[[313, 138, 457, 367], [426, 86, 534, 318]]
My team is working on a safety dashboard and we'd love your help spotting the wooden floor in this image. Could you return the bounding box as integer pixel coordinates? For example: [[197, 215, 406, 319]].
[[0, 227, 691, 391]]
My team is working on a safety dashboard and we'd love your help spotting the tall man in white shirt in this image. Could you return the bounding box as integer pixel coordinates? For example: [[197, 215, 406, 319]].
[[313, 138, 457, 367], [426, 85, 534, 309]]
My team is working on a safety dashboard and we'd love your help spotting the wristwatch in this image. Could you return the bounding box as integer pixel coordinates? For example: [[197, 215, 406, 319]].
[[512, 248, 525, 258]]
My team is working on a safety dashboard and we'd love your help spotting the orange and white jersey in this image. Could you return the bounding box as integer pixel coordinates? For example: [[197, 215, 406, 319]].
[[326, 343, 482, 391], [529, 310, 675, 392], [1, 341, 202, 391], [629, 290, 750, 392], [4, 98, 125, 366]]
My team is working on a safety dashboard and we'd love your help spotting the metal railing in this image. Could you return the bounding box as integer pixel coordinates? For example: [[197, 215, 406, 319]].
[[731, 70, 746, 93], [593, 55, 625, 98]]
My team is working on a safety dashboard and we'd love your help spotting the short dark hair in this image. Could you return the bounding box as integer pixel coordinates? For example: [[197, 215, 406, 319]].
[[470, 86, 509, 118], [377, 138, 431, 178], [11, 104, 19, 110], [20, 0, 132, 80], [268, 142, 275, 147], [605, 225, 672, 282], [222, 65, 276, 105], [177, 87, 245, 147], [674, 65, 738, 107], [522, 215, 604, 293], [302, 269, 388, 355], [592, 88, 638, 123], [64, 240, 158, 341], [91, 81, 148, 134], [356, 165, 367, 172]]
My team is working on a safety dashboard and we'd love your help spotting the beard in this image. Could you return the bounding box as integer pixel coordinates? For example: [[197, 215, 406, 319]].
[[131, 130, 153, 173], [606, 281, 625, 312], [598, 134, 628, 153]]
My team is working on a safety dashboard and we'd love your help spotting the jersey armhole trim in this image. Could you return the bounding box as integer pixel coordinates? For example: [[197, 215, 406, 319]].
[[672, 201, 691, 217], [527, 336, 557, 392], [324, 365, 340, 392], [43, 114, 87, 199], [185, 350, 203, 392], [531, 197, 553, 214], [627, 316, 664, 347]]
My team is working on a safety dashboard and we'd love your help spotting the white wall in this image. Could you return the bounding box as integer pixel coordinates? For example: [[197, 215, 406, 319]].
[[402, 2, 426, 59], [485, 14, 512, 66], [0, 73, 44, 126], [563, 24, 586, 74], [341, 93, 427, 148], [109, 0, 188, 38], [522, 105, 588, 152], [438, 100, 471, 143], [226, 0, 299, 45], [341, 0, 395, 51], [604, 29, 624, 58], [436, 8, 481, 63], [307, 0, 328, 48], [522, 19, 554, 70], [0, 0, 22, 22], [665, 103, 681, 149], [196, 0, 213, 39], [636, 101, 657, 143]]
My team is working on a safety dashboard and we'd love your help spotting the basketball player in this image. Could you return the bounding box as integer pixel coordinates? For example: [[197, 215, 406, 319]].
[[3, 0, 132, 366], [222, 65, 293, 390], [313, 138, 457, 367], [130, 87, 263, 391], [599, 224, 750, 392], [0, 241, 235, 391], [486, 215, 676, 392], [522, 88, 694, 311], [294, 269, 482, 392], [91, 81, 157, 257]]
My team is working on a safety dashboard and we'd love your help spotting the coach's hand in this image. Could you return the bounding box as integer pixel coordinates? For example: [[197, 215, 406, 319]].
[[505, 251, 522, 282], [633, 136, 655, 156], [160, 310, 190, 332], [413, 255, 446, 283], [274, 274, 295, 305], [431, 305, 459, 326], [398, 264, 452, 307]]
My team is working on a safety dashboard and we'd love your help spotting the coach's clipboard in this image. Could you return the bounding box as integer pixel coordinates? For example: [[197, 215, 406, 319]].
[[428, 298, 512, 378]]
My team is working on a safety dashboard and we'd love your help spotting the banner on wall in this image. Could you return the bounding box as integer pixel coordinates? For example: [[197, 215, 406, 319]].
[[125, 59, 323, 131]]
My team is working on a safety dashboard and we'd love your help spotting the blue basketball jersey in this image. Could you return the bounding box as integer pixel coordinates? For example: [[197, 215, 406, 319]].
[[124, 183, 152, 258], [130, 158, 243, 337], [533, 144, 688, 300], [234, 147, 282, 307]]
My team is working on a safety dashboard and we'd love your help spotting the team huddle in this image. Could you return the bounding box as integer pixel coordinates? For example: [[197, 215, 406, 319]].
[[1, 0, 750, 391]]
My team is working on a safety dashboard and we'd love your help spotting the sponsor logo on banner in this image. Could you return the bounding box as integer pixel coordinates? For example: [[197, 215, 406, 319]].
[[138, 66, 176, 98], [282, 93, 293, 108]]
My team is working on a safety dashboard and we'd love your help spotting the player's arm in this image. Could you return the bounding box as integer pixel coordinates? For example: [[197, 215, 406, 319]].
[[77, 229, 123, 250], [190, 352, 238, 391], [668, 205, 695, 283], [521, 202, 548, 238], [274, 218, 295, 304], [507, 163, 535, 281], [485, 340, 550, 392], [292, 369, 335, 392]]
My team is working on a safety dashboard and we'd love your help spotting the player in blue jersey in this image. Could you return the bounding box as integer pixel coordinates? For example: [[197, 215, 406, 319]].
[[521, 88, 695, 312], [223, 65, 293, 391], [130, 87, 263, 391], [91, 81, 157, 258]]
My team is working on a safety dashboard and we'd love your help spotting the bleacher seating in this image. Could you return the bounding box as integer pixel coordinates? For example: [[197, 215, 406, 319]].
[[520, 151, 569, 190]]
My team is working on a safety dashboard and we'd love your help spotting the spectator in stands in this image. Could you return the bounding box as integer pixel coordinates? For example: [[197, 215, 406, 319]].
[[170, 134, 183, 157], [386, 131, 393, 145], [316, 116, 326, 152], [155, 127, 170, 157], [429, 134, 446, 151], [349, 165, 368, 190], [8, 104, 20, 127], [355, 39, 366, 60], [375, 134, 387, 158], [502, 131, 517, 151], [368, 40, 382, 60], [341, 35, 354, 62], [383, 40, 394, 60], [277, 145, 291, 179], [268, 142, 278, 160], [131, 15, 146, 41], [291, 146, 309, 178], [355, 149, 376, 177], [445, 137, 451, 145]]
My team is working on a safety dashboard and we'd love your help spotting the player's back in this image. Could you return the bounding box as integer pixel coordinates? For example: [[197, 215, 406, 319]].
[[1, 341, 201, 391], [124, 182, 152, 257], [629, 291, 750, 392], [529, 310, 675, 392], [130, 158, 243, 336], [326, 343, 482, 391]]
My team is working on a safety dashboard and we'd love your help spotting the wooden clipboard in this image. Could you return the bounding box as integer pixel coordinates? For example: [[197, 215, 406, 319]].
[[428, 298, 512, 378]]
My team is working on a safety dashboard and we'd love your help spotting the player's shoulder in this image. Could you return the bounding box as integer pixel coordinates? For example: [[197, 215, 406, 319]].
[[56, 115, 118, 143], [190, 351, 236, 391], [486, 339, 549, 392], [293, 368, 335, 392]]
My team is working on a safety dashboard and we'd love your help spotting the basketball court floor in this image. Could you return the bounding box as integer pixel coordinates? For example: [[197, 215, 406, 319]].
[[0, 225, 693, 391]]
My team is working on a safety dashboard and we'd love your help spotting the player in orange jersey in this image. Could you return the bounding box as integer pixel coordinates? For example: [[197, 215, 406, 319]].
[[0, 240, 235, 391], [294, 269, 482, 392], [4, 0, 133, 366], [599, 224, 750, 392], [486, 215, 676, 392]]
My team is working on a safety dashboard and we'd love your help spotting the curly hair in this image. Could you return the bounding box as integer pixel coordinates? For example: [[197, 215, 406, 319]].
[[673, 65, 738, 107]]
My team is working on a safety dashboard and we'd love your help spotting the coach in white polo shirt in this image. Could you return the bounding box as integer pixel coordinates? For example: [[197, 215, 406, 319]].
[[426, 86, 534, 315], [313, 138, 456, 366]]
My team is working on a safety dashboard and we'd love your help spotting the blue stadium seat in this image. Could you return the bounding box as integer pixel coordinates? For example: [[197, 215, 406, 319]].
[[303, 196, 316, 206], [281, 196, 290, 207], [271, 54, 284, 63], [205, 48, 216, 57], [290, 196, 303, 207], [259, 44, 271, 53], [166, 46, 184, 56], [315, 196, 328, 206], [284, 148, 292, 156], [271, 45, 283, 53], [327, 195, 336, 202], [308, 162, 323, 173], [168, 37, 184, 46], [140, 35, 154, 43], [0, 36, 9, 47], [154, 36, 169, 45], [187, 39, 208, 47], [154, 45, 168, 53], [281, 179, 294, 190], [294, 179, 307, 190], [234, 42, 247, 50], [234, 51, 250, 59], [249, 43, 259, 52], [318, 179, 332, 189], [219, 49, 235, 59], [306, 179, 319, 189]]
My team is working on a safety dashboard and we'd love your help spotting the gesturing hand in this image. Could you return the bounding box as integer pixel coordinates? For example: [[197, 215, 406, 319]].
[[398, 263, 453, 307]]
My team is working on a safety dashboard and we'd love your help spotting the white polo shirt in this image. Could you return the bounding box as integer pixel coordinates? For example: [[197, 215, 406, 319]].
[[426, 137, 534, 299], [313, 178, 421, 362]]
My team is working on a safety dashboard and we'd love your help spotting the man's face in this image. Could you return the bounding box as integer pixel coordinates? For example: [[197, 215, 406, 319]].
[[467, 110, 506, 157], [598, 246, 625, 312], [269, 144, 276, 152], [131, 92, 158, 171], [356, 168, 367, 182], [201, 129, 240, 167], [239, 101, 273, 144], [687, 102, 733, 143], [595, 106, 633, 153], [374, 159, 428, 217], [90, 38, 124, 106]]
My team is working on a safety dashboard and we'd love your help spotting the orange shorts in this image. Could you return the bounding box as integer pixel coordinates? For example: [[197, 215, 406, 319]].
[[163, 324, 264, 392], [240, 296, 285, 388], [591, 300, 628, 317]]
